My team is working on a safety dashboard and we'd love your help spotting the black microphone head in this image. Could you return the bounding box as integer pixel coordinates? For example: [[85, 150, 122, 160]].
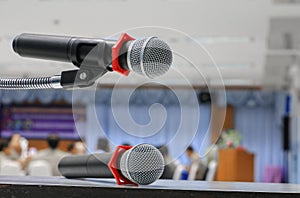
[[127, 37, 173, 79], [120, 144, 165, 185]]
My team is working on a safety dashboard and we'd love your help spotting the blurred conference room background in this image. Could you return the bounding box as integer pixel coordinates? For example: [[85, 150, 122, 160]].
[[0, 0, 300, 184]]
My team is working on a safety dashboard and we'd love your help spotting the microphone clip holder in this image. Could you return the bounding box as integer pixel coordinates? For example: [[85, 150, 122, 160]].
[[60, 67, 107, 89], [111, 32, 135, 76], [108, 145, 138, 186], [59, 37, 108, 89], [59, 33, 135, 89]]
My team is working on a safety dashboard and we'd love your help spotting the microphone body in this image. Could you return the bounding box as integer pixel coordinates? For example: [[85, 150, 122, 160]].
[[13, 34, 125, 70], [13, 33, 173, 79], [58, 144, 165, 185], [7, 32, 172, 89], [58, 152, 113, 178]]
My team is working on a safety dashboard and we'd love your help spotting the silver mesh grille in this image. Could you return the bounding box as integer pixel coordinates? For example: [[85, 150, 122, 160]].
[[120, 144, 165, 185], [128, 37, 172, 79], [128, 38, 147, 76]]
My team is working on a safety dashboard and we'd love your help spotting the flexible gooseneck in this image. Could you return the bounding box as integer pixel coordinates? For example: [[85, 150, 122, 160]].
[[0, 76, 62, 89]]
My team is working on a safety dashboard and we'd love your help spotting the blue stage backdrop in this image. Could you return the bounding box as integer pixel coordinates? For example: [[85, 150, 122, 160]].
[[0, 89, 287, 182]]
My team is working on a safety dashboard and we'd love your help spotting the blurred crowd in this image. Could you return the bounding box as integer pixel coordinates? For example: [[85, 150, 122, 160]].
[[159, 145, 218, 181], [0, 134, 85, 176], [0, 134, 219, 181]]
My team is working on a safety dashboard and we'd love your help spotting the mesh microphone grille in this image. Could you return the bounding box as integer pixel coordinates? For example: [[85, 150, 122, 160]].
[[128, 37, 172, 78], [120, 144, 165, 185], [128, 38, 147, 76]]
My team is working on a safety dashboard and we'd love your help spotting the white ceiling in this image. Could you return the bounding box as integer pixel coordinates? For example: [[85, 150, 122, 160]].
[[0, 0, 299, 88]]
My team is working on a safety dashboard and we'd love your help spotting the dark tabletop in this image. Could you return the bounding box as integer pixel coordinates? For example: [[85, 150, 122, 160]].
[[0, 176, 299, 198]]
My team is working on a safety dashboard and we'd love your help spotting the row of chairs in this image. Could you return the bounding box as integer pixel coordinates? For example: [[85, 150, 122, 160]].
[[0, 160, 52, 176], [172, 160, 218, 181]]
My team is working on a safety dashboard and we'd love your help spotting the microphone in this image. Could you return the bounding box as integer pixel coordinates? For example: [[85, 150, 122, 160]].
[[5, 32, 173, 89], [13, 33, 173, 79], [58, 144, 165, 185]]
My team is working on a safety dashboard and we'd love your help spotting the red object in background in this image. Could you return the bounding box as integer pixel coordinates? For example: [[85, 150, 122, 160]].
[[226, 141, 234, 148], [237, 146, 246, 151]]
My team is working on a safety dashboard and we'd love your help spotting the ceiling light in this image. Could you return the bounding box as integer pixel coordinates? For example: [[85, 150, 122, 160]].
[[193, 36, 254, 44]]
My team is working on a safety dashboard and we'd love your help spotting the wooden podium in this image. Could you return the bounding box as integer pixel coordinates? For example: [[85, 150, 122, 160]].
[[216, 148, 254, 182]]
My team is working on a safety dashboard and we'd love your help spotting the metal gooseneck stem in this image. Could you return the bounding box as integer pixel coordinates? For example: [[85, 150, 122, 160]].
[[0, 75, 62, 89]]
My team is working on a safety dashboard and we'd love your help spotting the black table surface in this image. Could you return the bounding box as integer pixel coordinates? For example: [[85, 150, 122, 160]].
[[0, 176, 300, 198]]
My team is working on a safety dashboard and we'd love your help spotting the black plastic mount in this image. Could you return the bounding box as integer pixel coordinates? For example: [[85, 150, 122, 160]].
[[13, 33, 116, 89], [60, 38, 115, 89]]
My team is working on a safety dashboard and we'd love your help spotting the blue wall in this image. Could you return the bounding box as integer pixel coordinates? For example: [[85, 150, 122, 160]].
[[0, 89, 287, 182], [235, 106, 284, 182]]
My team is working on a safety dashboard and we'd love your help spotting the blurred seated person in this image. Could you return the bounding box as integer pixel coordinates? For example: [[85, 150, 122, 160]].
[[30, 134, 68, 176], [185, 146, 207, 180], [206, 144, 219, 164], [0, 139, 10, 163], [158, 145, 179, 179], [68, 141, 86, 155], [95, 138, 110, 153], [67, 143, 75, 154], [3, 134, 28, 168], [7, 134, 22, 160], [7, 133, 29, 160], [0, 135, 30, 170]]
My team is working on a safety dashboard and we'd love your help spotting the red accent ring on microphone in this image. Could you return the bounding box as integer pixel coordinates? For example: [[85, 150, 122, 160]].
[[108, 145, 137, 186], [111, 33, 135, 76]]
